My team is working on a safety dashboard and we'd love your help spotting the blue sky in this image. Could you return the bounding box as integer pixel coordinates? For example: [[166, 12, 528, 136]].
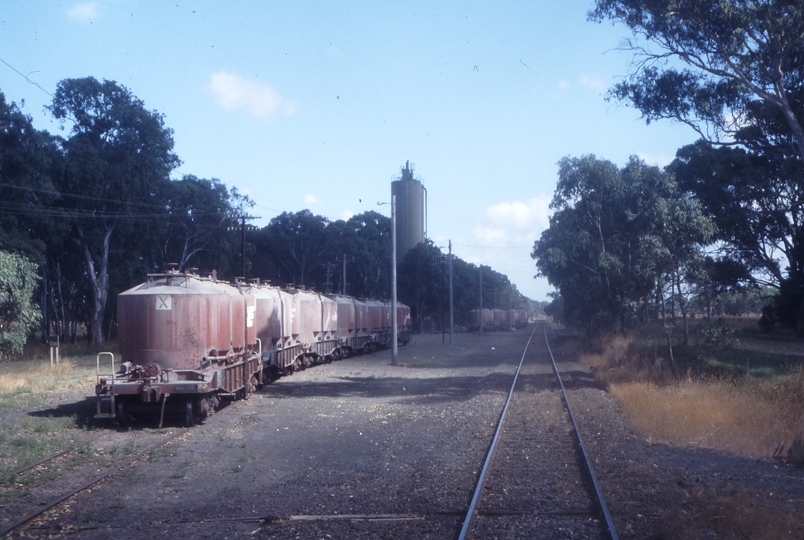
[[0, 1, 697, 301]]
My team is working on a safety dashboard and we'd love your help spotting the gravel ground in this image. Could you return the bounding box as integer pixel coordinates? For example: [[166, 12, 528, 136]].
[[11, 327, 804, 539]]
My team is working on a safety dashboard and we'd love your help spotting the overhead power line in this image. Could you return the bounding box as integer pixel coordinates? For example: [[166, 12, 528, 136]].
[[0, 55, 55, 99]]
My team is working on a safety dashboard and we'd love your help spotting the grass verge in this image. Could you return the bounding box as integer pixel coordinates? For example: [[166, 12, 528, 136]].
[[0, 351, 104, 478], [578, 323, 804, 460]]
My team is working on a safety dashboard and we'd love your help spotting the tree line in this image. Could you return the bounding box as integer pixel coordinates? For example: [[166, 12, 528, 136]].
[[253, 214, 535, 329], [533, 0, 804, 337], [0, 77, 533, 353]]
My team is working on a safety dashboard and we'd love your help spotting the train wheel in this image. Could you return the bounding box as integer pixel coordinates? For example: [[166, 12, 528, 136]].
[[185, 397, 196, 427]]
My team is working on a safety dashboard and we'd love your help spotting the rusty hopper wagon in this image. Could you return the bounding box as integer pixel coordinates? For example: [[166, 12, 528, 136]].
[[96, 271, 410, 427]]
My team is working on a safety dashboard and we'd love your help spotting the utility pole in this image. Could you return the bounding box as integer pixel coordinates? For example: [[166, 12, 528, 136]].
[[508, 280, 512, 328], [228, 213, 260, 280], [449, 240, 454, 345], [341, 254, 354, 295], [241, 215, 246, 279], [320, 261, 336, 293], [377, 196, 398, 365], [391, 194, 398, 366], [479, 266, 483, 336], [441, 253, 445, 343]]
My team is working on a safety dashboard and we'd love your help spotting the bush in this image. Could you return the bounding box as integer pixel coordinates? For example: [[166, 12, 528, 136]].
[[697, 320, 736, 361], [0, 251, 42, 357]]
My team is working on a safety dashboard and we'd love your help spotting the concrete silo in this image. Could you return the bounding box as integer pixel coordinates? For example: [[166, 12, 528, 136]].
[[391, 161, 426, 260]]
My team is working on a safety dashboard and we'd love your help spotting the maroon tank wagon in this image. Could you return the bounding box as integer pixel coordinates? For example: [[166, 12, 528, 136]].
[[96, 271, 411, 426]]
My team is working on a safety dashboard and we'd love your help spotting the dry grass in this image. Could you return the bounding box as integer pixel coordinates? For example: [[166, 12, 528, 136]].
[[609, 379, 800, 457], [0, 358, 97, 395], [579, 332, 804, 460], [575, 329, 804, 538]]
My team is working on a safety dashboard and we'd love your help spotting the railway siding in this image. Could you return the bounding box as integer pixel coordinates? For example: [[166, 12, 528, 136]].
[[10, 329, 804, 539]]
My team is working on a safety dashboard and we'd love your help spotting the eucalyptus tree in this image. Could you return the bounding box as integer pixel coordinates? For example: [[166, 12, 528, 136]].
[[342, 211, 391, 298], [628, 159, 716, 343], [158, 176, 254, 279], [590, 0, 804, 326], [254, 210, 330, 290], [533, 155, 714, 336], [48, 77, 180, 343], [0, 91, 63, 264], [670, 141, 804, 325], [590, 0, 804, 160], [398, 241, 445, 321]]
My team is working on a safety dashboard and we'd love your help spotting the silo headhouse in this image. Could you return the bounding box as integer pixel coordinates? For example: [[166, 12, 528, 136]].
[[391, 161, 426, 260]]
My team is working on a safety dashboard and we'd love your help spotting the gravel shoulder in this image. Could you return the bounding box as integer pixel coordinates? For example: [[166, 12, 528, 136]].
[[12, 328, 804, 539]]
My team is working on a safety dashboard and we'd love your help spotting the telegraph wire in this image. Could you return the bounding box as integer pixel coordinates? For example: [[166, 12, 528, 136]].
[[0, 182, 177, 210], [0, 55, 55, 99]]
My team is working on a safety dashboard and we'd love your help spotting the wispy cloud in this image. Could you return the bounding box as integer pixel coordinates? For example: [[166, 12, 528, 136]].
[[303, 194, 320, 205], [68, 2, 100, 23], [473, 194, 552, 247], [580, 73, 606, 93], [207, 71, 298, 120], [636, 152, 673, 168]]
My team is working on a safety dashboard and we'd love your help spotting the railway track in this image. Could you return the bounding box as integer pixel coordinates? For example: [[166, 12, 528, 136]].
[[459, 324, 619, 539], [0, 428, 189, 538], [1, 327, 621, 539]]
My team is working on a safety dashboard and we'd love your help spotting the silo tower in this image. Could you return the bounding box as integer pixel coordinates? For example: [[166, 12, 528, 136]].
[[391, 161, 426, 260]]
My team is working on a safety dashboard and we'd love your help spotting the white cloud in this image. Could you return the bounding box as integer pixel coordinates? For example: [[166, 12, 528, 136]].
[[636, 152, 673, 168], [207, 71, 298, 120], [68, 2, 100, 23], [435, 195, 556, 300], [471, 194, 551, 251], [580, 73, 606, 93], [302, 194, 320, 205]]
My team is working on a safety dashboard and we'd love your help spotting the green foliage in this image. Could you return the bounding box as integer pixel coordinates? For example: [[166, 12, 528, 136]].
[[592, 0, 804, 328], [48, 77, 181, 343], [697, 320, 736, 361], [248, 210, 530, 325], [0, 251, 41, 355], [533, 155, 714, 336], [1, 81, 531, 342], [590, 0, 804, 160], [252, 210, 330, 288], [398, 241, 444, 320], [160, 176, 250, 279], [0, 92, 62, 265]]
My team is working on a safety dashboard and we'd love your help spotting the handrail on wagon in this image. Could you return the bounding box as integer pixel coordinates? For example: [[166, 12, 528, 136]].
[[96, 352, 115, 379]]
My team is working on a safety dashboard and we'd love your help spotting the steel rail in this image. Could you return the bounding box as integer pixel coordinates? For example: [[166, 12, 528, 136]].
[[0, 428, 189, 538], [543, 324, 619, 540], [1, 448, 73, 485], [0, 434, 108, 485], [457, 325, 538, 540]]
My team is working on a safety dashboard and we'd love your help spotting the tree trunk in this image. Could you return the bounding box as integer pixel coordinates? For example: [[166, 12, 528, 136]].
[[79, 225, 114, 344], [675, 267, 690, 373]]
